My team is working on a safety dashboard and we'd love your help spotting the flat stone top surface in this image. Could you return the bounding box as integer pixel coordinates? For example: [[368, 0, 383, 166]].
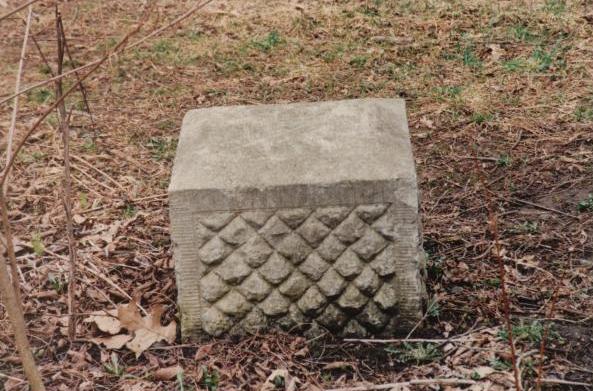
[[169, 99, 417, 211]]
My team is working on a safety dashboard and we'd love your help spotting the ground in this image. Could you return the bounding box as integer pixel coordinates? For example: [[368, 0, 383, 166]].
[[0, 0, 592, 390]]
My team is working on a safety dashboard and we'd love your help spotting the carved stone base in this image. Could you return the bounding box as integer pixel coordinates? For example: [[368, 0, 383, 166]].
[[169, 99, 426, 338]]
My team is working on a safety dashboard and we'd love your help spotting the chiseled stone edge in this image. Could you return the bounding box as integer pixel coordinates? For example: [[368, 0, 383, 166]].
[[171, 178, 418, 213], [170, 191, 203, 340]]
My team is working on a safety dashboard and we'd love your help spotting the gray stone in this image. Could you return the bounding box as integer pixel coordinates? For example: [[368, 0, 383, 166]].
[[317, 304, 347, 330], [353, 267, 380, 295], [317, 268, 347, 298], [237, 236, 273, 268], [333, 250, 364, 279], [198, 237, 233, 266], [370, 245, 396, 277], [277, 208, 311, 228], [342, 319, 368, 337], [356, 204, 389, 223], [297, 216, 331, 246], [315, 207, 351, 228], [275, 233, 312, 264], [197, 212, 236, 231], [170, 99, 426, 339], [241, 210, 274, 228], [279, 271, 311, 299], [337, 285, 368, 312], [201, 272, 230, 302], [202, 307, 231, 336], [259, 216, 291, 247], [219, 217, 255, 246], [259, 290, 290, 316], [195, 223, 215, 249], [238, 272, 271, 302], [214, 254, 251, 284], [374, 283, 398, 311], [216, 290, 252, 317], [299, 253, 330, 281], [297, 286, 327, 315], [316, 234, 346, 262], [333, 213, 366, 244], [356, 301, 389, 331], [258, 253, 292, 285], [350, 228, 387, 260]]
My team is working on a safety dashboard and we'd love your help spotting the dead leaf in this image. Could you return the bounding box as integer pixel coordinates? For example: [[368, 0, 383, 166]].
[[261, 369, 298, 391], [87, 303, 176, 356], [73, 214, 86, 224], [322, 361, 354, 370], [84, 309, 121, 334], [117, 302, 145, 332], [473, 366, 495, 378], [125, 304, 176, 357], [195, 343, 214, 360], [92, 334, 132, 349], [154, 365, 183, 381]]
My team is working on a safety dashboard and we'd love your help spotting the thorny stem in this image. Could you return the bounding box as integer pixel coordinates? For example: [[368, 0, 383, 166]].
[[489, 212, 522, 391], [470, 146, 522, 390], [536, 288, 559, 391], [54, 5, 79, 341]]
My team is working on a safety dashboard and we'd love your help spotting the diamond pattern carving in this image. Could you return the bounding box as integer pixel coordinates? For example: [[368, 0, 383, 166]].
[[194, 203, 409, 337]]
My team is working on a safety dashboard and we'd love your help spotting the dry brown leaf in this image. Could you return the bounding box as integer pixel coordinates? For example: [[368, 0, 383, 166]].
[[92, 334, 132, 349], [117, 302, 145, 332], [84, 309, 121, 334], [322, 361, 354, 370], [125, 304, 176, 357], [261, 369, 298, 391], [195, 343, 214, 360], [154, 365, 183, 381], [87, 303, 176, 356]]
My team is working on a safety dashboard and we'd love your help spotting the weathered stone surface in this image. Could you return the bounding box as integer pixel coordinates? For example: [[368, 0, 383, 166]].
[[279, 271, 311, 299], [317, 268, 347, 298], [259, 290, 290, 316], [334, 250, 364, 279], [259, 253, 292, 285], [170, 99, 426, 339], [238, 272, 271, 302], [299, 253, 330, 281]]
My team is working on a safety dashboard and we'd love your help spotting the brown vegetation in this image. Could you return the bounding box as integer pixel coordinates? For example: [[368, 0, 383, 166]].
[[1, 0, 592, 389]]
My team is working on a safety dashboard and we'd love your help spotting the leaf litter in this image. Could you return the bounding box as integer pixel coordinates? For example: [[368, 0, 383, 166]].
[[1, 0, 593, 389]]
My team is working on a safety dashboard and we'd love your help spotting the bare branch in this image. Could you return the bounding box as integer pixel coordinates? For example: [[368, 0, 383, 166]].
[[0, 0, 215, 106], [5, 5, 33, 192], [0, 197, 46, 391], [0, 0, 40, 23]]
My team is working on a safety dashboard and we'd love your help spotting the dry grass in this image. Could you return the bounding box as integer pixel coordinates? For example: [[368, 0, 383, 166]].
[[1, 0, 592, 389]]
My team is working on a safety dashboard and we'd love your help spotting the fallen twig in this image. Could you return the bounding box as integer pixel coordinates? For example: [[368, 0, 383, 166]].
[[510, 197, 578, 219], [0, 0, 40, 23], [540, 378, 592, 388], [324, 378, 477, 391]]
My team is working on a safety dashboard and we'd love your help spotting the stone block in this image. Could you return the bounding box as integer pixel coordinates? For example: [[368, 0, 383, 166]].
[[169, 99, 426, 339]]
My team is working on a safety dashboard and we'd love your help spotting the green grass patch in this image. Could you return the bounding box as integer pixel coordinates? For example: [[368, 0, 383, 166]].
[[253, 31, 283, 52], [498, 320, 559, 344], [503, 58, 527, 72], [146, 136, 176, 161], [386, 342, 441, 365], [577, 194, 593, 212]]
